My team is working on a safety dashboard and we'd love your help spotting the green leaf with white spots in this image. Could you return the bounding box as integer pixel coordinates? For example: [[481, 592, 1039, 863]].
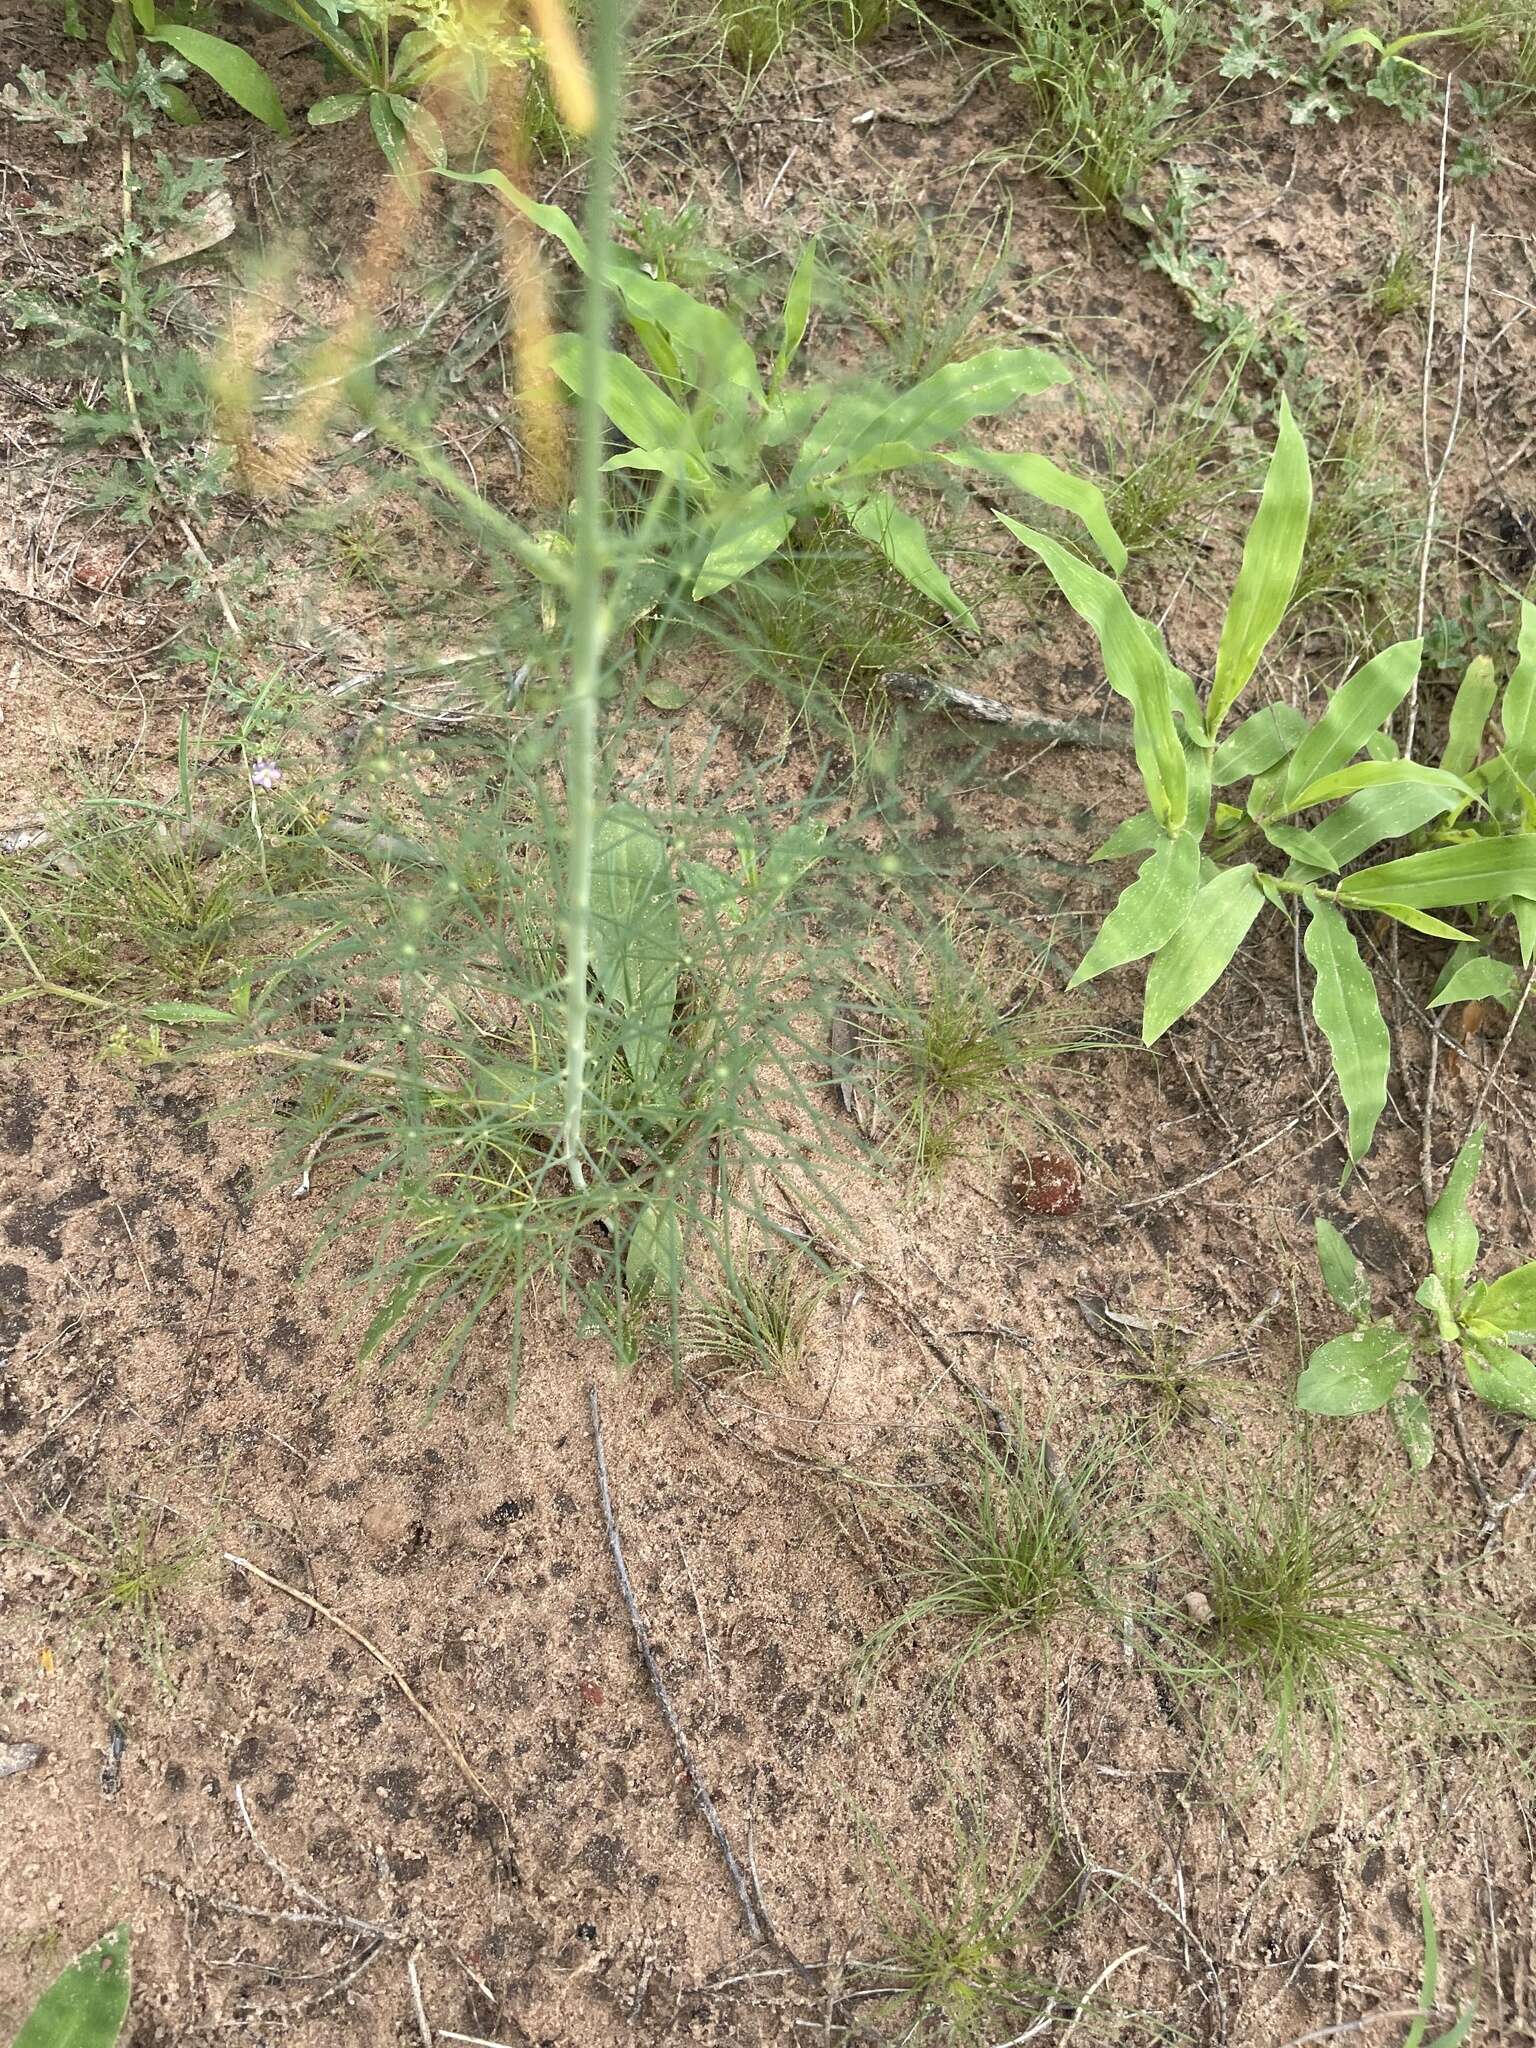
[[1303, 893, 1389, 1167]]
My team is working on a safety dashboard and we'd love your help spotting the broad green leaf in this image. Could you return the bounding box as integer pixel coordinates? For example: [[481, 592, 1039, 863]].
[[1442, 656, 1498, 777], [450, 170, 591, 266], [1426, 1124, 1485, 1294], [1339, 834, 1536, 912], [1142, 863, 1266, 1043], [1516, 897, 1536, 964], [837, 345, 1072, 463], [1207, 393, 1311, 736], [693, 484, 796, 600], [368, 88, 406, 164], [1276, 759, 1475, 818], [997, 515, 1187, 832], [146, 25, 290, 130], [1315, 1216, 1370, 1317], [626, 1200, 680, 1297], [1092, 811, 1160, 861], [948, 448, 1125, 572], [1390, 1387, 1434, 1471], [1296, 1323, 1413, 1414], [1303, 894, 1389, 1166], [1069, 829, 1200, 987], [1279, 639, 1423, 807], [544, 336, 707, 470], [1267, 782, 1458, 875], [1503, 598, 1536, 778], [1473, 1261, 1536, 1343], [397, 94, 445, 168], [13, 1924, 131, 2048], [1369, 902, 1472, 943], [845, 492, 976, 632], [1416, 1271, 1461, 1344], [774, 238, 817, 387], [1463, 1337, 1536, 1419], [307, 91, 365, 123], [1428, 956, 1518, 1008], [601, 445, 694, 482], [1211, 701, 1308, 785], [590, 803, 681, 1087]]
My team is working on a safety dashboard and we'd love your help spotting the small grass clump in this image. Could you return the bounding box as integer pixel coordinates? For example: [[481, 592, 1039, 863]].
[[822, 202, 1013, 384], [868, 1413, 1115, 1673], [1288, 404, 1421, 657], [1097, 359, 1243, 559], [680, 1246, 831, 1377], [1164, 1473, 1409, 1763], [857, 1794, 1072, 2044], [850, 941, 1098, 1180], [1003, 0, 1197, 213]]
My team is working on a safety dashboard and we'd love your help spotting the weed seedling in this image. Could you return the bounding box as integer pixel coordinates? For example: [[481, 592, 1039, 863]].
[[868, 1411, 1113, 1673], [681, 1246, 831, 1377]]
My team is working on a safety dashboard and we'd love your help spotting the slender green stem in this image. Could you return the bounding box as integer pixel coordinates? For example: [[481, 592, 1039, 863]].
[[560, 0, 624, 1189]]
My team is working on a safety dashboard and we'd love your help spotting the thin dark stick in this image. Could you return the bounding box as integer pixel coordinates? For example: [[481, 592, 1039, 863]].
[[587, 1382, 764, 1944]]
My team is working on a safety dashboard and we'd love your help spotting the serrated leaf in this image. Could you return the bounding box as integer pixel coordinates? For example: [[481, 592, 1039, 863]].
[[845, 491, 976, 631], [1211, 701, 1308, 785], [949, 447, 1125, 572], [1303, 893, 1389, 1166], [13, 1924, 131, 2048], [1142, 863, 1266, 1043], [1428, 955, 1517, 1008], [1069, 829, 1199, 987], [1339, 834, 1536, 912], [1207, 393, 1311, 736], [145, 25, 290, 131], [1426, 1125, 1485, 1294], [1504, 598, 1536, 779], [693, 483, 796, 600], [1279, 639, 1423, 807], [1442, 656, 1498, 777], [996, 515, 1186, 831], [1315, 1216, 1371, 1317], [1296, 1323, 1413, 1414], [1475, 1261, 1536, 1343], [1463, 1336, 1536, 1418]]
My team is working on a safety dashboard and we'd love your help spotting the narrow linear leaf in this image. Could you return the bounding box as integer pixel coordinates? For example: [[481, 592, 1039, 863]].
[[775, 238, 817, 386], [1207, 392, 1311, 736], [845, 491, 977, 632], [1068, 828, 1200, 987], [1426, 1125, 1485, 1293], [1142, 863, 1265, 1043], [1303, 893, 1389, 1165], [1503, 597, 1536, 778], [1211, 701, 1308, 785], [1389, 1387, 1434, 1471], [997, 514, 1186, 831], [1276, 759, 1475, 818], [1267, 782, 1458, 875], [949, 447, 1126, 572], [1280, 639, 1423, 806], [1367, 901, 1471, 943], [693, 484, 796, 600], [1339, 834, 1536, 912], [544, 336, 706, 468], [1442, 656, 1498, 777]]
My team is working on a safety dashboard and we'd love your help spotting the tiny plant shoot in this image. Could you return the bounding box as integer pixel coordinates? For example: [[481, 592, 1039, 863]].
[[1000, 409, 1536, 1172], [1299, 1128, 1536, 1464]]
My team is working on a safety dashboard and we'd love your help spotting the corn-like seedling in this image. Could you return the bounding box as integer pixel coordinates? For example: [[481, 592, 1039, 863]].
[[1005, 403, 1536, 1172]]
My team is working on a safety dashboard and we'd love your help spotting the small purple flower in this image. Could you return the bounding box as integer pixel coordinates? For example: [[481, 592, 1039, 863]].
[[250, 759, 283, 793]]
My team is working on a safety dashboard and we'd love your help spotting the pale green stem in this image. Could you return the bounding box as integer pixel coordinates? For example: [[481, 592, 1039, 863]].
[[560, 0, 624, 1189]]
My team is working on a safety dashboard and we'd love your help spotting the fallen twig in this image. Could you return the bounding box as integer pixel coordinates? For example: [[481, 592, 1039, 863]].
[[881, 670, 1134, 749], [587, 1381, 763, 1945]]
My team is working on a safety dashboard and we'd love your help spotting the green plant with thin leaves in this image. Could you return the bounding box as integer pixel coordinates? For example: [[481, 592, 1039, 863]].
[[1158, 1470, 1411, 1772], [1298, 1127, 1536, 1454], [1401, 1886, 1477, 2048], [1001, 402, 1536, 1171], [865, 1412, 1115, 1675], [452, 181, 1126, 634], [12, 1925, 132, 2048], [680, 1245, 831, 1376]]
